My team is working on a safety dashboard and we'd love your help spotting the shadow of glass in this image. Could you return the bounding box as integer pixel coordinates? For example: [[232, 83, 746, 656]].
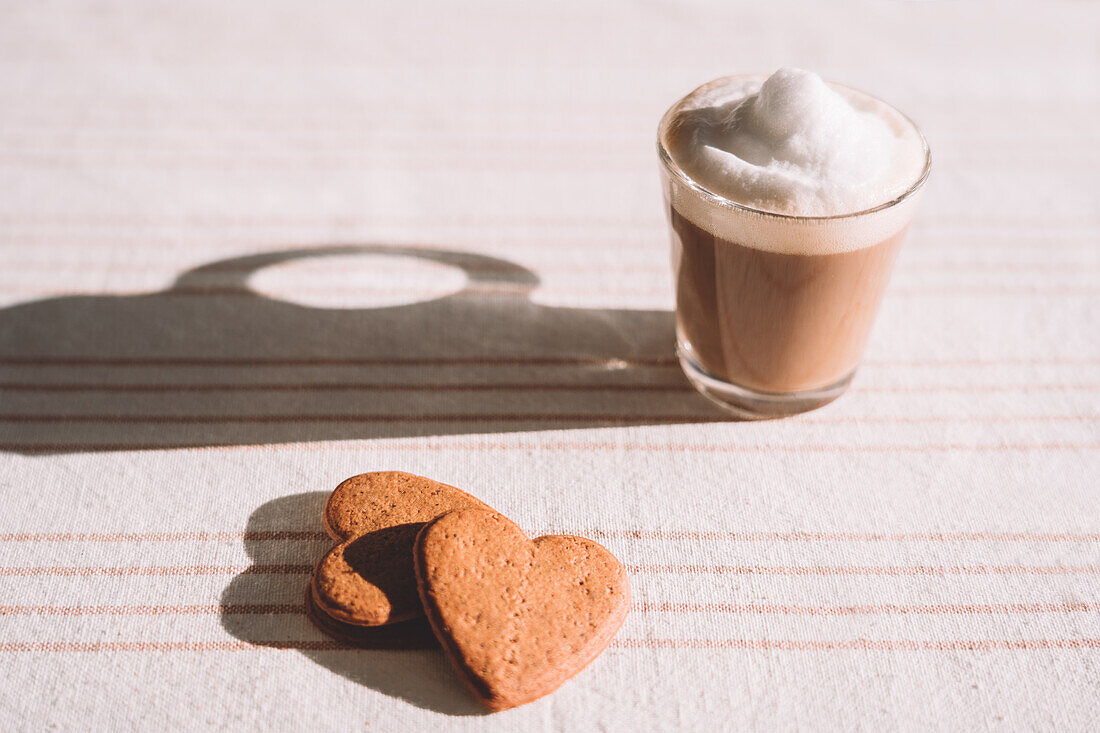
[[0, 243, 733, 454], [219, 491, 486, 716]]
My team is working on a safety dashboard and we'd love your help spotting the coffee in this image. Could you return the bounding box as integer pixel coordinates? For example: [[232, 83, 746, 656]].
[[671, 208, 904, 393], [658, 69, 929, 415]]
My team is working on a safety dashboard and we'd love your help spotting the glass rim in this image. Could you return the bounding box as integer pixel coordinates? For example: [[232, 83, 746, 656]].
[[656, 74, 932, 223]]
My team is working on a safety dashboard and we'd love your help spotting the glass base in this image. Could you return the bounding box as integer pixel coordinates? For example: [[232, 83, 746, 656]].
[[678, 346, 854, 419]]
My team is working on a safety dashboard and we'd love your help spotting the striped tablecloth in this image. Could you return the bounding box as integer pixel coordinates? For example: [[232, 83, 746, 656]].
[[1, 1, 1097, 730]]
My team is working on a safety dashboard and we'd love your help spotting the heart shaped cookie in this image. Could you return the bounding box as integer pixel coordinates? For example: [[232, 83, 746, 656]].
[[310, 472, 491, 627], [414, 509, 631, 711]]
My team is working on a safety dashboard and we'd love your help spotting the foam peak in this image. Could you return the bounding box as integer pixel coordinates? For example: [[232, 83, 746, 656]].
[[664, 68, 926, 218]]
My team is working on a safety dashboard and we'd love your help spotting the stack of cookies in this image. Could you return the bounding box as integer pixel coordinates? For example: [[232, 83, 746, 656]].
[[307, 472, 631, 712]]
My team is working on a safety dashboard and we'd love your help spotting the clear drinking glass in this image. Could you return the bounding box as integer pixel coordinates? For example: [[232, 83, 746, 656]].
[[657, 76, 931, 418]]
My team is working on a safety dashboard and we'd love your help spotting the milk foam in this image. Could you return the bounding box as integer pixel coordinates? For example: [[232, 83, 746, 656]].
[[660, 69, 929, 254]]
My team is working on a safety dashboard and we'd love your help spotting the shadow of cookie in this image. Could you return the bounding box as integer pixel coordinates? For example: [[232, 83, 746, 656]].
[[219, 491, 487, 716]]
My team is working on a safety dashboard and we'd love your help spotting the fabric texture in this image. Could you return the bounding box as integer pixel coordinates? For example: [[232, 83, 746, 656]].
[[0, 1, 1097, 730]]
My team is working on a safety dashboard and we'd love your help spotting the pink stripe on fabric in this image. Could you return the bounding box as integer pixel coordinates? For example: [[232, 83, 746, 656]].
[[2, 530, 1096, 543], [4, 564, 1097, 577], [3, 602, 1095, 616], [1, 639, 1096, 652], [629, 565, 1100, 576], [3, 441, 1098, 453]]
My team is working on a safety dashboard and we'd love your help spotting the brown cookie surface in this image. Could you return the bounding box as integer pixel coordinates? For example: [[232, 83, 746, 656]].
[[304, 585, 439, 649], [311, 472, 490, 627], [414, 509, 631, 711]]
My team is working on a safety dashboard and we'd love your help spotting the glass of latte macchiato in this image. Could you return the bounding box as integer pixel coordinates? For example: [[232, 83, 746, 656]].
[[658, 68, 931, 418]]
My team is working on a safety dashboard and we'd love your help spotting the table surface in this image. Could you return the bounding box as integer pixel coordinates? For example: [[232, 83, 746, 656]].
[[1, 1, 1097, 730]]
